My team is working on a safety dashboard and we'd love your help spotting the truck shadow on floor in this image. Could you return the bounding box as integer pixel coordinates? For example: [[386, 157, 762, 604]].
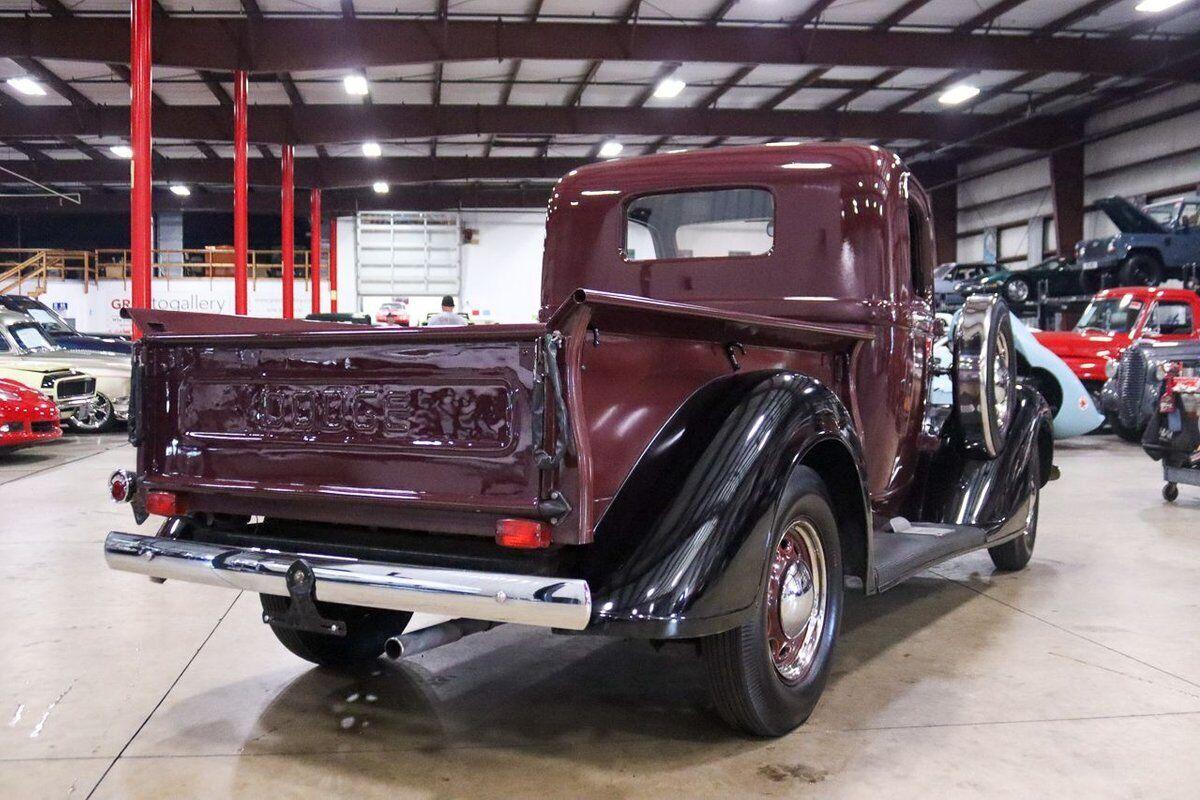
[[201, 574, 979, 789]]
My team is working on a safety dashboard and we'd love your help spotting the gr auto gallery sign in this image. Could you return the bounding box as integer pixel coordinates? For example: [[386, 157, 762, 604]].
[[39, 278, 313, 334]]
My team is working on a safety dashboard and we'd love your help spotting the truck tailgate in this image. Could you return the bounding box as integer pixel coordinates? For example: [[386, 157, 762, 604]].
[[132, 313, 555, 537]]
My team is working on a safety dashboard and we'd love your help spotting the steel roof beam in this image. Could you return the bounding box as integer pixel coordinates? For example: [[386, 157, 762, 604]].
[[0, 18, 1193, 82], [0, 104, 1069, 150]]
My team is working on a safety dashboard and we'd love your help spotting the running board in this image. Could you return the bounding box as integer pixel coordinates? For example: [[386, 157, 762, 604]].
[[871, 525, 988, 593]]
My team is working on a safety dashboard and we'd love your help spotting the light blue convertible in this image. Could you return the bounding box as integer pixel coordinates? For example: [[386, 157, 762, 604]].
[[934, 312, 1103, 439]]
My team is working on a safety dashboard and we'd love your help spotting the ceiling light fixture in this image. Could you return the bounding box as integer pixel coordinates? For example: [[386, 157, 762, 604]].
[[5, 77, 46, 96], [343, 74, 370, 96], [361, 141, 382, 157], [652, 76, 687, 99], [598, 140, 624, 158], [372, 181, 389, 194], [169, 184, 191, 197], [1135, 0, 1185, 11], [938, 84, 981, 106], [109, 144, 133, 158]]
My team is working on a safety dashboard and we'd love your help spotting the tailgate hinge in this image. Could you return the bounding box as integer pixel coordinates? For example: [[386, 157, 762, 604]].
[[532, 331, 574, 471]]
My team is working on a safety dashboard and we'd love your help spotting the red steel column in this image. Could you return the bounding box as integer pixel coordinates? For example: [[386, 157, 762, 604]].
[[129, 0, 153, 337], [329, 218, 338, 313], [310, 188, 322, 314], [280, 144, 295, 319], [233, 69, 249, 315]]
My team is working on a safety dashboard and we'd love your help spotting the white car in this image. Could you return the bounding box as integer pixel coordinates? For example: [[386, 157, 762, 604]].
[[0, 360, 96, 422], [0, 309, 130, 433]]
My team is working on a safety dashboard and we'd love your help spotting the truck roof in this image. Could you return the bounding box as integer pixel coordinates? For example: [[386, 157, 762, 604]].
[[540, 142, 931, 322]]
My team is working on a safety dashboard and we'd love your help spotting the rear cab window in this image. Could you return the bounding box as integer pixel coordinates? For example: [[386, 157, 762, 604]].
[[1147, 302, 1195, 335], [624, 188, 774, 262]]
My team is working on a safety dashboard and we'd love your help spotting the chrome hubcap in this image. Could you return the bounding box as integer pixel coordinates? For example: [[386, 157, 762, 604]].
[[993, 335, 1011, 424], [72, 394, 111, 430], [779, 562, 815, 638], [765, 520, 827, 683]]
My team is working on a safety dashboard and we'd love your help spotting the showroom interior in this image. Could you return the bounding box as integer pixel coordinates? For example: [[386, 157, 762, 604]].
[[2, 0, 1200, 797]]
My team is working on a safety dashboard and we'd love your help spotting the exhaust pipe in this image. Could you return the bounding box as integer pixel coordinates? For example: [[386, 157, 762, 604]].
[[384, 618, 496, 660]]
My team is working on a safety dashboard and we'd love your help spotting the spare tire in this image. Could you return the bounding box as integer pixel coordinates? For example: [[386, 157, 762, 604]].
[[955, 295, 1017, 459]]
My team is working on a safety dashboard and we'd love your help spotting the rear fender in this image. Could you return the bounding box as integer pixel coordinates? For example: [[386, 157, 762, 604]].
[[582, 370, 869, 639]]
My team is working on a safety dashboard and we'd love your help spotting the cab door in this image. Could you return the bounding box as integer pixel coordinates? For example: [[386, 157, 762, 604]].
[[1141, 299, 1197, 345]]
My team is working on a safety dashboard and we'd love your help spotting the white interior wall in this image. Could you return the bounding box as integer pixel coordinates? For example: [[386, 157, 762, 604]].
[[344, 209, 547, 325], [953, 85, 1200, 266]]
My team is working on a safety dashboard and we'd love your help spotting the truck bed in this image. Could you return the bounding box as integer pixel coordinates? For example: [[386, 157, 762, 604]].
[[128, 295, 871, 545]]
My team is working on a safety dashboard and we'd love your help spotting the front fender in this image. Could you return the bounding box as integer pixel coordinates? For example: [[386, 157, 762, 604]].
[[926, 384, 1053, 536], [581, 370, 866, 639]]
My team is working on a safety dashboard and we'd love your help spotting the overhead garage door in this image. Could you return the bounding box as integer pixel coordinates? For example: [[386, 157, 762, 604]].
[[355, 211, 462, 297]]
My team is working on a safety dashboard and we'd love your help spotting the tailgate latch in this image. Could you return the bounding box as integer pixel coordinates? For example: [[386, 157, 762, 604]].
[[261, 560, 347, 637]]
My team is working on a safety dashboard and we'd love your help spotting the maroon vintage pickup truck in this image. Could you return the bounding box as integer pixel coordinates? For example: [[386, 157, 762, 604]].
[[105, 144, 1053, 736]]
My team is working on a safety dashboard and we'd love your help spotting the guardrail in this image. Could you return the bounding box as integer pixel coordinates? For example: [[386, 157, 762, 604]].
[[0, 248, 315, 295]]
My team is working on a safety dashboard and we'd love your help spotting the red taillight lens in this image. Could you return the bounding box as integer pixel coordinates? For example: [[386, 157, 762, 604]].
[[145, 491, 187, 517], [495, 518, 552, 549], [109, 469, 135, 503]]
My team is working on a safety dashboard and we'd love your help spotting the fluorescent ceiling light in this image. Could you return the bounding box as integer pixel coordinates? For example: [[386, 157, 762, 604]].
[[169, 184, 191, 197], [781, 162, 832, 170], [765, 141, 803, 147], [372, 181, 389, 194], [361, 141, 382, 157], [343, 74, 370, 96], [652, 77, 687, 99], [598, 140, 624, 158], [109, 144, 133, 158], [938, 84, 981, 106], [1135, 0, 1185, 11], [6, 77, 46, 96]]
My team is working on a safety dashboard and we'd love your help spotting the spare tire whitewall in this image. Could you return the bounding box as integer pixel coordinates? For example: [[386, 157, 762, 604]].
[[954, 296, 1017, 459]]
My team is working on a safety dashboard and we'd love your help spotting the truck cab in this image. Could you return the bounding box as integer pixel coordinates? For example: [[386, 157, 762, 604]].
[[104, 144, 1052, 737]]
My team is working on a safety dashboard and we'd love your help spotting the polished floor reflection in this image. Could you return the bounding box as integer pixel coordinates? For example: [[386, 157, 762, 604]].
[[2, 435, 1199, 798]]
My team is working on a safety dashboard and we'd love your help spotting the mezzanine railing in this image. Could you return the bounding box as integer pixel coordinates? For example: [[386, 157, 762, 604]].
[[0, 248, 315, 295]]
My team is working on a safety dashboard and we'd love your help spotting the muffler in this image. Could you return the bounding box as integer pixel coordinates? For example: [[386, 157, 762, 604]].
[[384, 618, 496, 659]]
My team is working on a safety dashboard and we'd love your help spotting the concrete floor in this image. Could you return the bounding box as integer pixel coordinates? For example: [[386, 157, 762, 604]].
[[2, 434, 1199, 799]]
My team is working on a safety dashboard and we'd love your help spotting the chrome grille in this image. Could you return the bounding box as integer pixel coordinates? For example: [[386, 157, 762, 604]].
[[56, 377, 96, 400], [1117, 347, 1146, 428]]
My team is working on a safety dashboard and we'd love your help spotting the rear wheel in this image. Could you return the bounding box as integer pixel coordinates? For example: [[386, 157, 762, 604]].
[[988, 455, 1040, 572], [701, 469, 843, 737], [260, 594, 412, 669], [1119, 254, 1162, 286]]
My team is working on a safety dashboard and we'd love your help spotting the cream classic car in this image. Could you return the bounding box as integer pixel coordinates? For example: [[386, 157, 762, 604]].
[[0, 309, 129, 432], [0, 360, 96, 422]]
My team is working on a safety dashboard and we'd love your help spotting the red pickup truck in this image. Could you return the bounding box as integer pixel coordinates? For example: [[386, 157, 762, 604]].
[[105, 144, 1053, 736], [1034, 286, 1200, 397]]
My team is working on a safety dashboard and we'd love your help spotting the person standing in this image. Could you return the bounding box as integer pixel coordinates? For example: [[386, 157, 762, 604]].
[[426, 295, 466, 327]]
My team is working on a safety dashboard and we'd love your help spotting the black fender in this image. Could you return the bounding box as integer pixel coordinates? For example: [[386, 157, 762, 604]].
[[924, 383, 1053, 538], [580, 370, 869, 639]]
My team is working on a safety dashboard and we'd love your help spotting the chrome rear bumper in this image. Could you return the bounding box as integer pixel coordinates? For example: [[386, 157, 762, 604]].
[[104, 531, 592, 630]]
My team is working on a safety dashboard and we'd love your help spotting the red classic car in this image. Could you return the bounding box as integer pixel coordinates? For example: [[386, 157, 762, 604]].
[[1034, 287, 1200, 398], [0, 378, 62, 453], [105, 144, 1052, 737]]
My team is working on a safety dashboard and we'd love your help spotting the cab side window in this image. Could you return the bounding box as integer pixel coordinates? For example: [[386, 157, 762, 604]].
[[907, 200, 932, 298], [1148, 302, 1194, 335]]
